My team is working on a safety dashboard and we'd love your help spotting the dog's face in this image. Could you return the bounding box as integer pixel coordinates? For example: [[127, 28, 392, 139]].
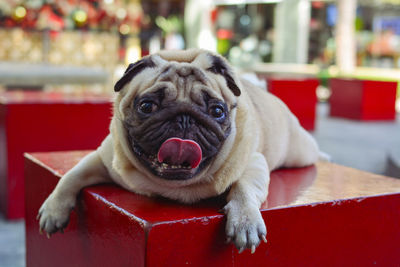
[[114, 50, 241, 181]]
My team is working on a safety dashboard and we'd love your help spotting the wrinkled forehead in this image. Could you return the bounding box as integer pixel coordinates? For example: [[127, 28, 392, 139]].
[[151, 49, 212, 69], [118, 52, 209, 107], [137, 50, 225, 97], [115, 49, 239, 115], [145, 53, 223, 101]]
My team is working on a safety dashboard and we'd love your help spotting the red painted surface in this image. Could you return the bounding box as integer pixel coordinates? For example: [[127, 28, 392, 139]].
[[25, 151, 400, 266], [261, 76, 319, 131], [330, 78, 397, 120], [0, 91, 112, 219]]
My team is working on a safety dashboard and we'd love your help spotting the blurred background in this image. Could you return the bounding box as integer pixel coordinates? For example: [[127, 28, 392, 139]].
[[0, 0, 398, 102]]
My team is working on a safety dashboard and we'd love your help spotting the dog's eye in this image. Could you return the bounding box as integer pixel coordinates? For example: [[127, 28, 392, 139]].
[[139, 101, 158, 114], [209, 105, 225, 119]]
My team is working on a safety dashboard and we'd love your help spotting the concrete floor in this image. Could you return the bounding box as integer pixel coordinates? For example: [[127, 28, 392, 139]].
[[0, 217, 24, 267], [1, 103, 399, 267], [313, 103, 400, 175]]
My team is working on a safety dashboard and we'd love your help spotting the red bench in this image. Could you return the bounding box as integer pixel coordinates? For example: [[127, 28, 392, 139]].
[[258, 75, 319, 131], [329, 78, 397, 120], [25, 151, 400, 266], [0, 91, 112, 219]]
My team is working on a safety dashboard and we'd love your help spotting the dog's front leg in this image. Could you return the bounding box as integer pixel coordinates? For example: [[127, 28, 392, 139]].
[[223, 152, 270, 253], [38, 151, 111, 236]]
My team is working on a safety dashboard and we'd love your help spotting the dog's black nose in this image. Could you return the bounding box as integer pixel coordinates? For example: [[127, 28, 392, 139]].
[[175, 114, 195, 130]]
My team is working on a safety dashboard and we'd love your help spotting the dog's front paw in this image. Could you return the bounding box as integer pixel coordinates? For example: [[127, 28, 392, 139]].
[[37, 194, 75, 236], [223, 201, 267, 253]]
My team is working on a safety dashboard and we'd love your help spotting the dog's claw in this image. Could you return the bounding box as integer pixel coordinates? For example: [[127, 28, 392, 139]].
[[262, 235, 267, 243], [223, 201, 267, 254], [38, 193, 74, 237]]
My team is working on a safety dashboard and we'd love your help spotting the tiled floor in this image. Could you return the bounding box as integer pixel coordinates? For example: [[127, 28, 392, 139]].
[[1, 103, 399, 267]]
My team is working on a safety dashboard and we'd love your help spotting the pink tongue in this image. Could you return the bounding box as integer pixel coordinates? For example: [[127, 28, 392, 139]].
[[157, 138, 202, 169]]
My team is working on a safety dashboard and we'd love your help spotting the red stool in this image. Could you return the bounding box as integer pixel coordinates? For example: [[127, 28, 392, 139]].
[[25, 151, 400, 266], [0, 91, 112, 219], [260, 75, 319, 131], [329, 78, 397, 120]]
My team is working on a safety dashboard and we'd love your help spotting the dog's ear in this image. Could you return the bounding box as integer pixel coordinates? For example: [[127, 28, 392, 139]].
[[207, 55, 241, 96], [114, 58, 156, 92]]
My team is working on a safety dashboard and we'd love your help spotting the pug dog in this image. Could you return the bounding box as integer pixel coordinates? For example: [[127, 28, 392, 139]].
[[38, 49, 322, 253]]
